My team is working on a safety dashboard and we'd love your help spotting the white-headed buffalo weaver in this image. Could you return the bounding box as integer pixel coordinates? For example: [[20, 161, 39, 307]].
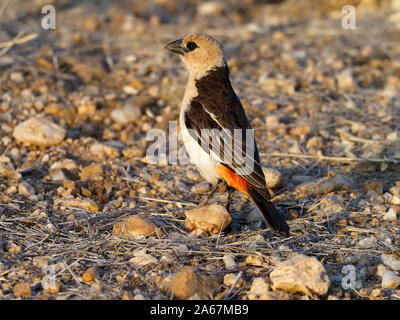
[[165, 33, 289, 235]]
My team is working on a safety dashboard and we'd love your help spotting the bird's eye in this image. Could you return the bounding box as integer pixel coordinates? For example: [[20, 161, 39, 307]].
[[186, 41, 198, 51]]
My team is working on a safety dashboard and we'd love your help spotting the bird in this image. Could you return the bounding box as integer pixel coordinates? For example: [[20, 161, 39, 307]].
[[165, 33, 289, 236]]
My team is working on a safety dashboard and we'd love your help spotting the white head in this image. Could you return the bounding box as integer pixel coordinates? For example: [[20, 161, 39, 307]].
[[165, 33, 226, 78]]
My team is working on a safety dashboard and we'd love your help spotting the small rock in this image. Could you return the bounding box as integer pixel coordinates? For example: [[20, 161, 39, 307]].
[[382, 253, 400, 271], [129, 249, 158, 266], [13, 117, 66, 147], [248, 277, 269, 299], [262, 167, 284, 189], [389, 186, 400, 196], [265, 115, 280, 131], [54, 198, 99, 212], [189, 228, 209, 238], [364, 180, 384, 195], [357, 236, 377, 248], [245, 255, 263, 266], [111, 104, 141, 124], [79, 163, 103, 180], [381, 270, 400, 289], [0, 162, 21, 180], [33, 256, 48, 269], [270, 254, 330, 297], [377, 264, 388, 277], [7, 242, 21, 254], [168, 266, 218, 300], [90, 143, 120, 159], [43, 279, 61, 295], [113, 215, 164, 239], [370, 288, 382, 298], [185, 204, 231, 235], [391, 195, 400, 205], [336, 69, 354, 92], [186, 170, 200, 181], [383, 207, 397, 221], [295, 174, 352, 197], [82, 267, 98, 283], [223, 273, 245, 288], [190, 182, 211, 194], [223, 255, 236, 270], [197, 1, 225, 16], [289, 124, 311, 137], [18, 182, 35, 197], [13, 283, 31, 298]]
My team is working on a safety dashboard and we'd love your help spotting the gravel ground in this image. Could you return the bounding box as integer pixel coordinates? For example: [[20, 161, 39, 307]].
[[0, 0, 400, 300]]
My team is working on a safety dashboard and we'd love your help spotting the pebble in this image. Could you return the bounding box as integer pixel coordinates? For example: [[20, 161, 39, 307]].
[[186, 170, 200, 181], [113, 215, 164, 239], [190, 182, 211, 194], [270, 253, 330, 297], [247, 277, 269, 299], [389, 186, 400, 196], [0, 162, 21, 180], [377, 264, 388, 277], [79, 163, 103, 181], [295, 174, 352, 197], [262, 167, 283, 189], [168, 266, 218, 300], [381, 253, 400, 271], [184, 204, 232, 235], [90, 143, 120, 159], [111, 104, 141, 124], [357, 236, 377, 248], [82, 267, 98, 283], [54, 198, 99, 212], [336, 68, 355, 92], [13, 117, 66, 147], [223, 273, 245, 288], [391, 195, 400, 205], [383, 207, 397, 221], [381, 270, 400, 289], [18, 182, 35, 197], [363, 180, 384, 195], [43, 280, 61, 295], [197, 1, 225, 16], [13, 282, 31, 298], [223, 255, 236, 270], [245, 255, 263, 266], [129, 249, 158, 266]]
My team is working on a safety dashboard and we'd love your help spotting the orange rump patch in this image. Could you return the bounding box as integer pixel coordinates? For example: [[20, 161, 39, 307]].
[[216, 164, 249, 197]]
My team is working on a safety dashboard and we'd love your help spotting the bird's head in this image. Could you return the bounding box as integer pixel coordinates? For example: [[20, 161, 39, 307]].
[[165, 33, 225, 78]]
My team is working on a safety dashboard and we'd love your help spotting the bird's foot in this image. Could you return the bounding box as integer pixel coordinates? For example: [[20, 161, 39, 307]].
[[225, 186, 234, 212], [197, 180, 224, 208]]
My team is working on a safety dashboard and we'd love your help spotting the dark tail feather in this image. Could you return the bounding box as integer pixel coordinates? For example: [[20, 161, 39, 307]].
[[248, 187, 290, 236]]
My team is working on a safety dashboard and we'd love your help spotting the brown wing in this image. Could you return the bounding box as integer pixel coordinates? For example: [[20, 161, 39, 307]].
[[184, 66, 267, 191]]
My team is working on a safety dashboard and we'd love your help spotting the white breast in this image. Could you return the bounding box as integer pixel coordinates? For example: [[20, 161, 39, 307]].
[[180, 76, 219, 185]]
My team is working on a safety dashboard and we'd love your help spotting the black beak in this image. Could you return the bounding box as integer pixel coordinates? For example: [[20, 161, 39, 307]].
[[165, 39, 187, 56]]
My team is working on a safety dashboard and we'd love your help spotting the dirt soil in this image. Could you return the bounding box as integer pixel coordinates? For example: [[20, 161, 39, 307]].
[[0, 0, 400, 300]]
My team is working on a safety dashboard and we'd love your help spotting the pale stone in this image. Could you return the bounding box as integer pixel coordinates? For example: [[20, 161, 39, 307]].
[[270, 254, 330, 297], [185, 204, 231, 235], [13, 117, 66, 147], [113, 215, 163, 239]]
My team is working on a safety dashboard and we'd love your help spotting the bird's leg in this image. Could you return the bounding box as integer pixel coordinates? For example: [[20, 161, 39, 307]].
[[198, 180, 224, 208], [225, 186, 234, 212]]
